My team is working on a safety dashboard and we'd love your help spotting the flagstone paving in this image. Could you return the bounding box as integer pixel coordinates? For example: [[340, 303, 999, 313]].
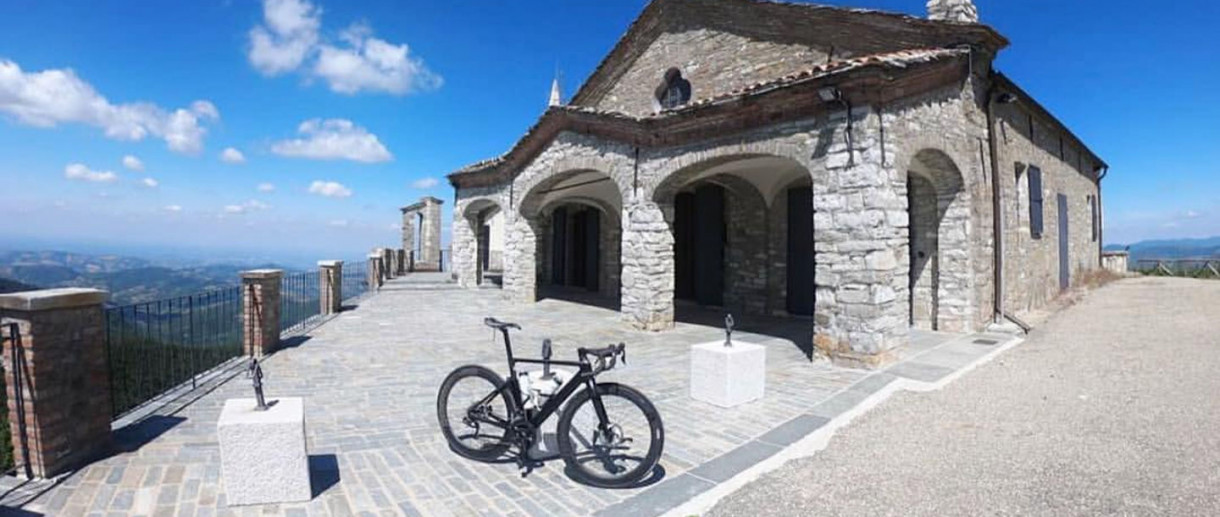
[[0, 275, 1009, 517]]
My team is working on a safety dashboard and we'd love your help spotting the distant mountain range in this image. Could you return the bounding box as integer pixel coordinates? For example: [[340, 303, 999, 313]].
[[1105, 236, 1220, 266], [0, 250, 289, 306]]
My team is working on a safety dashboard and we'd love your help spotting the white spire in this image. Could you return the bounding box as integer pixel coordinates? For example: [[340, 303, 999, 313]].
[[548, 77, 562, 107]]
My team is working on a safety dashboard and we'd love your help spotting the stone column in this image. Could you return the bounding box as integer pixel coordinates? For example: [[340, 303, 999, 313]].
[[241, 269, 283, 358], [400, 207, 417, 267], [395, 249, 406, 275], [318, 260, 342, 315], [421, 197, 444, 270], [812, 106, 907, 368], [0, 288, 112, 478], [381, 248, 395, 280], [620, 201, 675, 331], [368, 254, 383, 290]]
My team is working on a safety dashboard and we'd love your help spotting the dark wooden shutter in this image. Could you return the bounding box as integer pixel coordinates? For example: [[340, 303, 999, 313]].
[[1029, 166, 1044, 239]]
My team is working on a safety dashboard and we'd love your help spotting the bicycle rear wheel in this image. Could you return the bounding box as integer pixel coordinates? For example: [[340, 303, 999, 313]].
[[437, 365, 514, 461], [556, 382, 664, 488]]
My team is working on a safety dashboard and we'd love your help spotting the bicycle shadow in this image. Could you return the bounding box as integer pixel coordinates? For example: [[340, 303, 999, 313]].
[[471, 432, 667, 490]]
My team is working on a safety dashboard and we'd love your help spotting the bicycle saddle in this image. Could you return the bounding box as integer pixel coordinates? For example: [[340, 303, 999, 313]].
[[483, 317, 521, 330]]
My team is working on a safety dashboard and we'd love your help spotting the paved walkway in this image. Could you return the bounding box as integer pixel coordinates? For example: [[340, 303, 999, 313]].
[[1, 275, 1013, 517], [707, 276, 1220, 516]]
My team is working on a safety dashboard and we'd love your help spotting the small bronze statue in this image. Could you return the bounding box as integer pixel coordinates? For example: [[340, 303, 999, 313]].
[[247, 358, 269, 411], [724, 313, 735, 347]]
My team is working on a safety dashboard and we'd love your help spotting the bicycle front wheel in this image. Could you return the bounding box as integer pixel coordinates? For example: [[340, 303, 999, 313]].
[[556, 382, 664, 488], [437, 365, 513, 461]]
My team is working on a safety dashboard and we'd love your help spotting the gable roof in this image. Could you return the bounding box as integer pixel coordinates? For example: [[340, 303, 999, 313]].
[[449, 47, 972, 188], [568, 0, 1009, 108]]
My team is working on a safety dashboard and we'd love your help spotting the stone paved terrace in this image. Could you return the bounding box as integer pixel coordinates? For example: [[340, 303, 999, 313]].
[[0, 273, 1014, 517]]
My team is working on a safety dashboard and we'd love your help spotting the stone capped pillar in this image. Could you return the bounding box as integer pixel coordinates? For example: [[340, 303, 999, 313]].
[[318, 260, 343, 315], [0, 288, 112, 478], [395, 249, 406, 275], [620, 201, 675, 331], [382, 248, 395, 279], [241, 269, 283, 358], [368, 254, 383, 290]]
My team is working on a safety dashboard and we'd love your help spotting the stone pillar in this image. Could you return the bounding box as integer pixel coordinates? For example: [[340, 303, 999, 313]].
[[453, 208, 478, 288], [241, 269, 283, 358], [318, 260, 342, 315], [620, 201, 675, 331], [368, 254, 383, 290], [401, 208, 417, 268], [395, 249, 406, 275], [812, 107, 907, 368], [0, 288, 112, 478], [421, 197, 443, 270]]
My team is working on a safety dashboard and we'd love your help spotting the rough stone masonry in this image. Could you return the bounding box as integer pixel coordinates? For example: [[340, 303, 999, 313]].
[[443, 0, 1106, 368]]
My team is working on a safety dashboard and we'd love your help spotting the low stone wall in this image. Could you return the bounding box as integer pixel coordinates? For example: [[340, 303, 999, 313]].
[[1101, 251, 1128, 274]]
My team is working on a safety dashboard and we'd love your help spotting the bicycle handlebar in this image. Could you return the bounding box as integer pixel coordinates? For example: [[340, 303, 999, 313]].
[[579, 343, 627, 374]]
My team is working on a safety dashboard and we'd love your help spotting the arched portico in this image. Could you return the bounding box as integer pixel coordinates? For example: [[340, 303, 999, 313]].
[[903, 148, 973, 332], [651, 154, 816, 321], [460, 199, 505, 287], [518, 169, 624, 307]]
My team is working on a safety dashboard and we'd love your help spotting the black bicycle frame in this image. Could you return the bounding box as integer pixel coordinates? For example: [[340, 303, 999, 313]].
[[472, 327, 610, 435]]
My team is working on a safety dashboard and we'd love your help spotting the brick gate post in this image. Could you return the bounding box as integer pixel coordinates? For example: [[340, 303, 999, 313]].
[[241, 269, 283, 358], [318, 260, 343, 315], [0, 288, 112, 479]]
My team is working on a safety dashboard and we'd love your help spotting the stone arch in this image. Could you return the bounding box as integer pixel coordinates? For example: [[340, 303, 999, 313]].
[[518, 169, 624, 304], [461, 198, 505, 286], [650, 153, 815, 319], [902, 148, 973, 332]]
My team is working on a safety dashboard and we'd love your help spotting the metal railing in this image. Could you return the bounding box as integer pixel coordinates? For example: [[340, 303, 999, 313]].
[[1136, 259, 1220, 279], [439, 249, 451, 272], [341, 259, 371, 302], [280, 270, 322, 334], [104, 286, 244, 419]]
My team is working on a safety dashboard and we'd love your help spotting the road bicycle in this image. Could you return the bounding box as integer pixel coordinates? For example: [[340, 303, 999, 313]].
[[437, 317, 664, 488]]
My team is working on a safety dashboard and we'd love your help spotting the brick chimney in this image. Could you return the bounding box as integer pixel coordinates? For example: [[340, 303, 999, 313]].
[[926, 0, 978, 23]]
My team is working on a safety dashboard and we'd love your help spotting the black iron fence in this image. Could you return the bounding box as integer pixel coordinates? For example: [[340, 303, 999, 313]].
[[280, 270, 322, 334], [342, 259, 371, 302], [105, 286, 244, 419]]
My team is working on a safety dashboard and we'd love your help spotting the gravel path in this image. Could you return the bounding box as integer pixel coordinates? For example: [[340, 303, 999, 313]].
[[709, 276, 1220, 517]]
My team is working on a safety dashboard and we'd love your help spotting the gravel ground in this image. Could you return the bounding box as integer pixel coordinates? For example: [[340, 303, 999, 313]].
[[709, 276, 1220, 517]]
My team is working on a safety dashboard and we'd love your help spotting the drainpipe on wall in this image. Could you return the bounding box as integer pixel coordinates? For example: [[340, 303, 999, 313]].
[[1097, 165, 1109, 265], [985, 81, 1005, 324]]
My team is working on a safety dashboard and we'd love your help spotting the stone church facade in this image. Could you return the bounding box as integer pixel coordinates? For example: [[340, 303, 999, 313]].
[[447, 0, 1107, 368]]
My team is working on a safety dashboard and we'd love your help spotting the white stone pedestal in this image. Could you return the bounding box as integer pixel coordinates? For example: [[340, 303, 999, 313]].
[[690, 341, 766, 408], [217, 398, 311, 506]]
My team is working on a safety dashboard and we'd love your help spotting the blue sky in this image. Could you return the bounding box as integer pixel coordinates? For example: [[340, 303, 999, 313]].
[[0, 0, 1216, 263]]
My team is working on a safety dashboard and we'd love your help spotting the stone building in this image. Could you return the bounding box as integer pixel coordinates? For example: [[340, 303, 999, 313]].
[[447, 0, 1107, 367]]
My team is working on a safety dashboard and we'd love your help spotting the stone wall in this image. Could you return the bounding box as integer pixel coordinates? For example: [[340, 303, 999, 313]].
[[994, 100, 1102, 314], [594, 28, 828, 116]]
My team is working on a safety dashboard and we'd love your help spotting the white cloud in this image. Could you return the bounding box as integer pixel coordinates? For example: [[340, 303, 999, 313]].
[[222, 199, 271, 215], [308, 180, 352, 198], [0, 60, 219, 153], [313, 23, 442, 95], [220, 147, 246, 164], [329, 219, 349, 227], [141, 177, 159, 188], [248, 0, 321, 75], [271, 118, 391, 163], [246, 0, 440, 95], [257, 182, 276, 192], [164, 205, 182, 213], [122, 155, 144, 171], [64, 163, 118, 183], [410, 177, 439, 189]]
